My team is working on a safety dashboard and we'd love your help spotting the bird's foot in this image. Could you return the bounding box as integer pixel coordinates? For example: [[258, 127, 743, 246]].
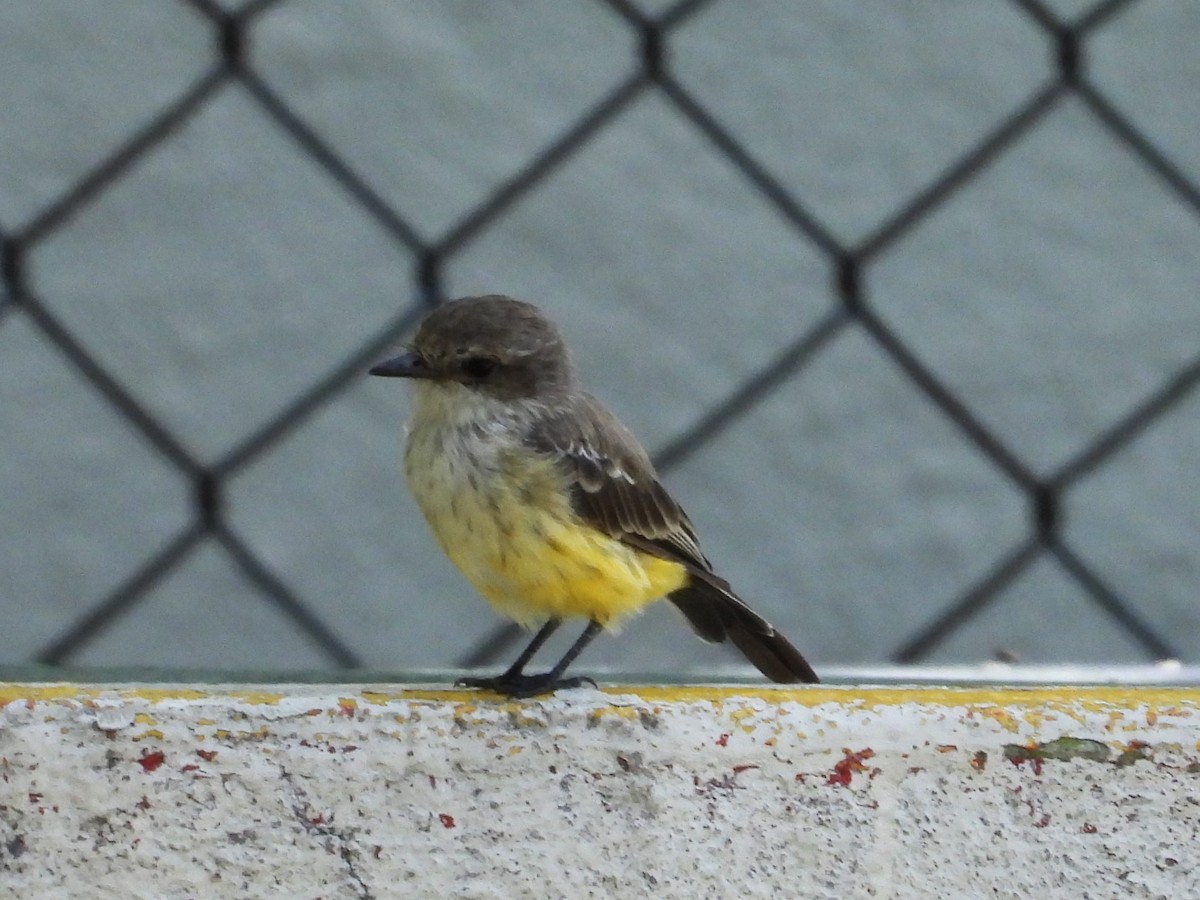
[[456, 672, 597, 698]]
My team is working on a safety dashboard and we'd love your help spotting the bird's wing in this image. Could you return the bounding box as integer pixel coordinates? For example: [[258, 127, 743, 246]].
[[525, 393, 818, 684], [524, 393, 710, 573]]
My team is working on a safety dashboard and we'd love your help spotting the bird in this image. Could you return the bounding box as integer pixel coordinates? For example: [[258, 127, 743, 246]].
[[370, 295, 818, 697]]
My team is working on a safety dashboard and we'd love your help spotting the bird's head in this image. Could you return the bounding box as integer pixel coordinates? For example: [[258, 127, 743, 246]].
[[370, 295, 576, 401]]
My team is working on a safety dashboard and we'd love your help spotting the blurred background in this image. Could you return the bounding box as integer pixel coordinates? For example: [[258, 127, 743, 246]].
[[2, 0, 1198, 679]]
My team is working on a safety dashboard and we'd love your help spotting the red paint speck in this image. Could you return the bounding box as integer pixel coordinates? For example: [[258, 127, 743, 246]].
[[715, 733, 730, 748], [1009, 755, 1044, 776], [27, 792, 42, 804], [1033, 813, 1051, 828], [826, 748, 875, 787], [438, 813, 456, 829], [197, 749, 218, 762], [337, 700, 357, 718], [731, 765, 759, 775], [1082, 823, 1098, 834], [180, 764, 200, 773], [138, 750, 166, 773]]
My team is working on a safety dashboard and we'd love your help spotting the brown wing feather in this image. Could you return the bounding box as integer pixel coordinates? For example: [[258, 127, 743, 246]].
[[527, 394, 709, 569], [525, 394, 818, 684]]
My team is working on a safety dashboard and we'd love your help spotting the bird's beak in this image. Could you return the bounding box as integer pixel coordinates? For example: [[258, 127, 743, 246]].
[[369, 351, 433, 379]]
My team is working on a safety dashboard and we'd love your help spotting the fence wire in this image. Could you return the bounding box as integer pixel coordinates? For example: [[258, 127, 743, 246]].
[[2, 0, 1197, 670]]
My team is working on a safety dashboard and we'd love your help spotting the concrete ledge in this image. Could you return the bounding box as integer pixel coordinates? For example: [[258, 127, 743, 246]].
[[1, 683, 1198, 898]]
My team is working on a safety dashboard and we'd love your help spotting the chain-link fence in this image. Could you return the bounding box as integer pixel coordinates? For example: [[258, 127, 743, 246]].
[[2, 0, 1198, 674]]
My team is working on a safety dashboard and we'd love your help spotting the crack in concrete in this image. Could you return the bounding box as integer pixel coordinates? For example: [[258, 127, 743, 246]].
[[277, 765, 374, 900]]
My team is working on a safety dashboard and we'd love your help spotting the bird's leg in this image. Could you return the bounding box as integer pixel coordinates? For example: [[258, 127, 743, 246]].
[[458, 618, 561, 691], [534, 618, 601, 689], [458, 620, 602, 698]]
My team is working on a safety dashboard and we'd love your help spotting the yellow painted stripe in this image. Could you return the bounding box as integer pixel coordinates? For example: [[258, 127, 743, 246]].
[[1, 683, 1198, 709], [0, 684, 284, 705], [618, 685, 1200, 709]]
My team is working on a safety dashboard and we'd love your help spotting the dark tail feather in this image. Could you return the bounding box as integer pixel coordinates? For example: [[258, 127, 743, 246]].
[[668, 577, 819, 684]]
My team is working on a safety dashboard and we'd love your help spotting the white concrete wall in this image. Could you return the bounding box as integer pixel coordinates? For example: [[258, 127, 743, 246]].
[[1, 682, 1198, 898], [2, 3, 1199, 674]]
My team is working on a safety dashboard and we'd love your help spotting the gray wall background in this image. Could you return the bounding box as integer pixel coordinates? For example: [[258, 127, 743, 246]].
[[2, 0, 1198, 676]]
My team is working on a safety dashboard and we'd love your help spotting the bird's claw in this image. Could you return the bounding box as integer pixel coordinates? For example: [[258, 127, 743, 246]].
[[456, 673, 597, 698]]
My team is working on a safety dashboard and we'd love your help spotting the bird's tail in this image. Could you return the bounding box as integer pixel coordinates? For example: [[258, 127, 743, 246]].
[[668, 574, 819, 684]]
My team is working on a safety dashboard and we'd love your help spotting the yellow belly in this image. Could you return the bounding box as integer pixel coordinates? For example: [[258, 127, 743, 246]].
[[447, 506, 687, 628], [405, 425, 687, 628]]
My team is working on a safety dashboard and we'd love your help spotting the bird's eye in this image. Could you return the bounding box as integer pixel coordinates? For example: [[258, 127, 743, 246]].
[[461, 356, 498, 379]]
